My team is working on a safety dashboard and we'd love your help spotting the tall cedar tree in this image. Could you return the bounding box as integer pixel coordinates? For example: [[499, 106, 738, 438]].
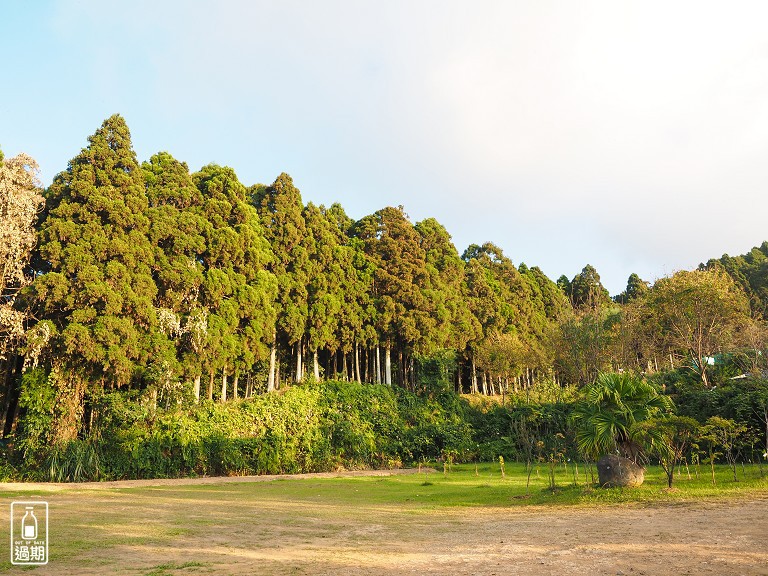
[[352, 206, 437, 387], [415, 218, 477, 353], [143, 152, 208, 397], [194, 164, 276, 401], [252, 173, 310, 388], [32, 115, 166, 439], [303, 202, 344, 379]]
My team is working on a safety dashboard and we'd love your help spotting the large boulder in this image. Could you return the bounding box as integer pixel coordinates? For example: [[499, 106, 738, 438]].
[[596, 454, 644, 487]]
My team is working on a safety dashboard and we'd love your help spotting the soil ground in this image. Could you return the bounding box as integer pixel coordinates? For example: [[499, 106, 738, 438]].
[[1, 469, 767, 575]]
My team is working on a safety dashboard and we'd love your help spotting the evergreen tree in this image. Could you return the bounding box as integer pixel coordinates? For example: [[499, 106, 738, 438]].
[[194, 164, 276, 401], [614, 273, 649, 305], [352, 206, 433, 387], [143, 152, 208, 399], [32, 115, 163, 439], [415, 217, 476, 354], [252, 173, 310, 388], [303, 202, 343, 380], [569, 264, 611, 310], [704, 243, 768, 317]]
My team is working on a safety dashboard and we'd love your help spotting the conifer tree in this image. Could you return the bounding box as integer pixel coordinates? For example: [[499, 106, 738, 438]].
[[303, 202, 343, 380], [252, 173, 310, 388], [352, 206, 434, 387], [34, 115, 160, 382], [32, 115, 163, 438], [143, 152, 208, 398], [194, 164, 276, 400]]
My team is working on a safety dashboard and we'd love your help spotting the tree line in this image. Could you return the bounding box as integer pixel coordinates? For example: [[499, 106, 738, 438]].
[[1, 114, 767, 447]]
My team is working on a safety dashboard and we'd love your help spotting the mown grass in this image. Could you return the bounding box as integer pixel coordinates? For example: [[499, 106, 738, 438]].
[[0, 462, 766, 573]]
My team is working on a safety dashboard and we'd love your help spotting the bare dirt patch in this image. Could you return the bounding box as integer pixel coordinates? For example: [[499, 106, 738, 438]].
[[2, 471, 767, 575]]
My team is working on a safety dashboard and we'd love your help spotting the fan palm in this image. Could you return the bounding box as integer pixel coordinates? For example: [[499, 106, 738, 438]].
[[572, 372, 673, 462]]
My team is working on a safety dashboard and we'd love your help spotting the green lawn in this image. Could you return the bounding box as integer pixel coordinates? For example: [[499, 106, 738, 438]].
[[0, 462, 766, 575]]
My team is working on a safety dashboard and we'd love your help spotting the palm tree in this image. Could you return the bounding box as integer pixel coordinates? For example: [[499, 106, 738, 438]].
[[572, 372, 673, 463]]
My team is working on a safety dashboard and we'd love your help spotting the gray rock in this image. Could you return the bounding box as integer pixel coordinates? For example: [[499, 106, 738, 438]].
[[596, 454, 644, 487]]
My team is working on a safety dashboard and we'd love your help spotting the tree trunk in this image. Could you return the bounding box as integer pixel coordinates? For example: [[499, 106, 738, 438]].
[[313, 350, 320, 381], [354, 342, 361, 383], [221, 369, 227, 403], [193, 374, 201, 403], [471, 356, 478, 394], [275, 360, 280, 390], [375, 346, 382, 384], [208, 369, 214, 401], [267, 332, 277, 392], [295, 339, 303, 383], [385, 346, 392, 386], [233, 372, 239, 400], [1, 355, 23, 437]]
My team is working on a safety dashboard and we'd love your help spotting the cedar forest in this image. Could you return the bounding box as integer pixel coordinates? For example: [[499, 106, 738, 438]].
[[1, 114, 767, 483]]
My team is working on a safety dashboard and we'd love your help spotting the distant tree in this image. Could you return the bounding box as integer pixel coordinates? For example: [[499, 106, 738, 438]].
[[645, 268, 752, 387], [415, 217, 475, 354], [569, 264, 611, 310], [352, 206, 436, 387], [194, 164, 276, 401], [614, 273, 649, 304], [703, 243, 768, 318], [460, 242, 561, 394], [303, 202, 344, 380], [142, 152, 208, 400]]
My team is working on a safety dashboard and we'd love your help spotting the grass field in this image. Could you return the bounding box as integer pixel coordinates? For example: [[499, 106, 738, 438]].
[[1, 462, 767, 575]]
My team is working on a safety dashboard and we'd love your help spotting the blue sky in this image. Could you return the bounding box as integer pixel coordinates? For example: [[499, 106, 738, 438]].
[[3, 1, 768, 294]]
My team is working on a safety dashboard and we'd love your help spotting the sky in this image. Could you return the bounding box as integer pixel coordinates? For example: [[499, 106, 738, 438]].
[[3, 1, 768, 295]]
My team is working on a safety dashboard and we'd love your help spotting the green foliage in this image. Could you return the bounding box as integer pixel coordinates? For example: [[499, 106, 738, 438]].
[[572, 372, 673, 461], [34, 114, 162, 388], [643, 268, 752, 386], [14, 381, 475, 480], [6, 115, 768, 483], [15, 367, 56, 458], [636, 415, 700, 488], [45, 439, 101, 482], [568, 264, 611, 310], [703, 241, 768, 318], [701, 416, 747, 482]]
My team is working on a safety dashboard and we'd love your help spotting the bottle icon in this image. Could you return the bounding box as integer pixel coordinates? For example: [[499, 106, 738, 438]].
[[21, 507, 37, 540]]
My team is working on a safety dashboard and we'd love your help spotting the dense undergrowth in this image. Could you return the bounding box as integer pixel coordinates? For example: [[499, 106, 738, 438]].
[[3, 364, 767, 483], [4, 379, 478, 481]]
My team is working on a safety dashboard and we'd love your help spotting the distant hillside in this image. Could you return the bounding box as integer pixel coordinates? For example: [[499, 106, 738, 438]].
[[702, 241, 768, 317]]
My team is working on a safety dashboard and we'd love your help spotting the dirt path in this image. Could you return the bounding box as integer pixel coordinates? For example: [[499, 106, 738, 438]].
[[1, 467, 431, 491], [2, 472, 766, 575]]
